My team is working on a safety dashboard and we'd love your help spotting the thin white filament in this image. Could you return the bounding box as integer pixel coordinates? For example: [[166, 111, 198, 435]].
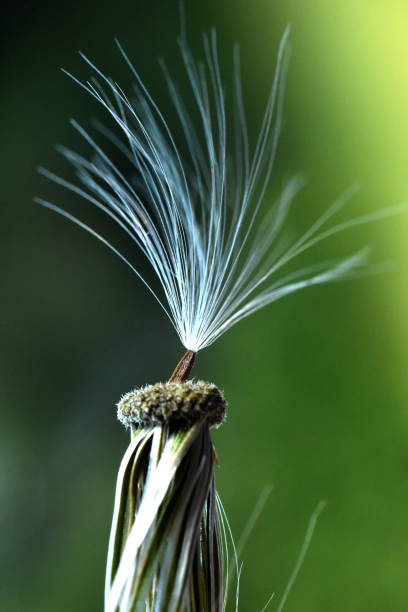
[[37, 29, 404, 352], [276, 501, 327, 612]]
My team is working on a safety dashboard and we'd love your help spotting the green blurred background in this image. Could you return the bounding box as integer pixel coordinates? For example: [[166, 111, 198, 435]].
[[2, 0, 408, 610]]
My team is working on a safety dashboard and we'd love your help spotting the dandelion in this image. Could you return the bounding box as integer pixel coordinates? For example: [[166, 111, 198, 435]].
[[37, 22, 402, 612]]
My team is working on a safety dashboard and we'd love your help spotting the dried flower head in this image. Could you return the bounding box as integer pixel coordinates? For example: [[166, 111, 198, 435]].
[[117, 380, 226, 428], [37, 20, 404, 612]]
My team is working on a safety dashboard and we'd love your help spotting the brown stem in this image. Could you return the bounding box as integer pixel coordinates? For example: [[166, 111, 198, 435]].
[[169, 350, 196, 382]]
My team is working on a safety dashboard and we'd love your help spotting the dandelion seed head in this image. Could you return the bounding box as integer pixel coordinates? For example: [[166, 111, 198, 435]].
[[37, 27, 397, 352], [117, 380, 226, 428]]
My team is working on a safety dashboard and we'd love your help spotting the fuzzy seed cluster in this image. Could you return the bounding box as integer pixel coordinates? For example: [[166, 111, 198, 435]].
[[117, 380, 226, 429]]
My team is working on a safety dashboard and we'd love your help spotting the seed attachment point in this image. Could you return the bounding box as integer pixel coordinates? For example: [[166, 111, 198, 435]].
[[117, 380, 226, 428]]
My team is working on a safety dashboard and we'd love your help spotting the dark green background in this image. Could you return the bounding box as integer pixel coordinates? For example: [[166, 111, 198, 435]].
[[2, 1, 408, 610]]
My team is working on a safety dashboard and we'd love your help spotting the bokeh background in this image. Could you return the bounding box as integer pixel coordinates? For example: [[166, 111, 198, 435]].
[[2, 0, 408, 610]]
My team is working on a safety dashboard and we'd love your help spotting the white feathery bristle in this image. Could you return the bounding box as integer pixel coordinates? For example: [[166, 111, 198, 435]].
[[37, 27, 402, 352]]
